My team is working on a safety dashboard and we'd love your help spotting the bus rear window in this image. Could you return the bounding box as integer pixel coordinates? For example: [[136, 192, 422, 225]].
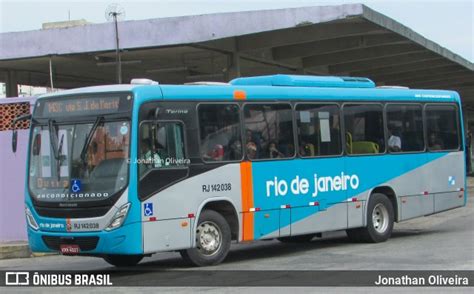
[[426, 105, 460, 151], [386, 104, 424, 153]]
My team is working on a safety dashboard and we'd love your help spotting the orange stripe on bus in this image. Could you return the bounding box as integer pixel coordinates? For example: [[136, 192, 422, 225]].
[[233, 90, 247, 100], [240, 161, 254, 241]]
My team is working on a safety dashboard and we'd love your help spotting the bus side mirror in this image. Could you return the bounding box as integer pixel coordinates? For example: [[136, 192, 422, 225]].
[[11, 130, 18, 153], [10, 113, 32, 154], [32, 134, 41, 156]]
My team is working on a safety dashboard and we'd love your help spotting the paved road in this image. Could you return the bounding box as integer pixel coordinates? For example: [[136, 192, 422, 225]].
[[1, 191, 473, 290]]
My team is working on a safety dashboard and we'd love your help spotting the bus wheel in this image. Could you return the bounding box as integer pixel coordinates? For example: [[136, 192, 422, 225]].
[[103, 254, 143, 267], [346, 193, 394, 243], [277, 234, 315, 243], [180, 210, 231, 267]]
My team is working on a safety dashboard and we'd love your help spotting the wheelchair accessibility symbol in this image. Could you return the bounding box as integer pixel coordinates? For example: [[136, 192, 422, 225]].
[[448, 176, 456, 186], [70, 179, 82, 193], [144, 203, 154, 216]]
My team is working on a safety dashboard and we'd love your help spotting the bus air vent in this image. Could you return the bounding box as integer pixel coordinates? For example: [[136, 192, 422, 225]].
[[376, 85, 410, 89], [42, 236, 99, 251], [131, 78, 159, 85], [184, 82, 230, 86], [230, 74, 375, 88]]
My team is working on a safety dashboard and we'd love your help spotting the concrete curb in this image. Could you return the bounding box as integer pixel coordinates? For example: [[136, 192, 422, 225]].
[[0, 242, 59, 260], [0, 242, 31, 259], [31, 252, 57, 257]]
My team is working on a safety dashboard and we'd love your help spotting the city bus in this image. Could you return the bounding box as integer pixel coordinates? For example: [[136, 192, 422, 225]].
[[15, 75, 466, 267]]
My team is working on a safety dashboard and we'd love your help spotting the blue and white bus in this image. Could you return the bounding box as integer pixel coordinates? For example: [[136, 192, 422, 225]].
[[16, 75, 466, 267]]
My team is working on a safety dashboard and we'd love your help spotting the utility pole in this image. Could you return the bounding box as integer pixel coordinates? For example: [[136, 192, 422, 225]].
[[112, 12, 122, 84], [106, 4, 125, 84]]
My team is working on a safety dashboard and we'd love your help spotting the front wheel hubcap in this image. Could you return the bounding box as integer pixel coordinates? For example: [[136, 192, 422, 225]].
[[372, 203, 389, 233], [196, 221, 221, 256]]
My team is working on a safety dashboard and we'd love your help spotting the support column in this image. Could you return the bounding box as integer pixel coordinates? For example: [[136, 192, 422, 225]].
[[224, 38, 241, 81], [6, 71, 19, 97]]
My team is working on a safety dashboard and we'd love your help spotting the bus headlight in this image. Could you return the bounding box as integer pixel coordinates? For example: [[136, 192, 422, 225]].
[[105, 203, 131, 231], [25, 207, 39, 231]]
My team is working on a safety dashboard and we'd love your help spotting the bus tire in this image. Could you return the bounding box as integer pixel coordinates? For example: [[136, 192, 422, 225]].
[[103, 254, 143, 267], [346, 193, 394, 243], [179, 209, 231, 267], [277, 234, 315, 243]]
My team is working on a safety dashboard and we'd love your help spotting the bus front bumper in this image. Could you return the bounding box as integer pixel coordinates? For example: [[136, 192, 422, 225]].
[[27, 221, 143, 255]]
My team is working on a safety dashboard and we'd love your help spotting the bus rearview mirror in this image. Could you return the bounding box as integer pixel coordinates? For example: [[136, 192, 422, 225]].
[[10, 113, 32, 154], [11, 130, 18, 153]]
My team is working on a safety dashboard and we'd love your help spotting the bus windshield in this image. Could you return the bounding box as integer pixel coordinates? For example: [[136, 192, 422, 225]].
[[28, 119, 131, 202]]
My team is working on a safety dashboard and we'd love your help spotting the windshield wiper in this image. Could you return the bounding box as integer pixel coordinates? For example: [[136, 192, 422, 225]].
[[80, 116, 104, 164], [48, 119, 63, 181], [56, 133, 65, 181], [48, 119, 60, 160]]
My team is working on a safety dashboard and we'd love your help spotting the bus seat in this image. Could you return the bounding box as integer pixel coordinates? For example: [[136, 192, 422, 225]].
[[352, 141, 379, 154]]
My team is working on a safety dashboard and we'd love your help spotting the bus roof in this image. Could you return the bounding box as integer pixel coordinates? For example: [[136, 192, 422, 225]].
[[36, 75, 461, 104]]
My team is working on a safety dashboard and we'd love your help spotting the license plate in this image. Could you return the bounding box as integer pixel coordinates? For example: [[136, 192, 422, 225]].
[[60, 244, 80, 255]]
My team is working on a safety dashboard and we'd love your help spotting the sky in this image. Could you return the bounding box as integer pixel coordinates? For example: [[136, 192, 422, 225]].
[[0, 0, 473, 62]]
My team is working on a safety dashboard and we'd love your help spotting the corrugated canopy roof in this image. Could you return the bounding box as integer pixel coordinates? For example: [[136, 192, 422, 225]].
[[0, 4, 473, 103]]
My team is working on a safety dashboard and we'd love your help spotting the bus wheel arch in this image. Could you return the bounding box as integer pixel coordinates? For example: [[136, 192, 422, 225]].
[[195, 199, 239, 242], [368, 186, 399, 223], [347, 189, 395, 243], [181, 206, 234, 266]]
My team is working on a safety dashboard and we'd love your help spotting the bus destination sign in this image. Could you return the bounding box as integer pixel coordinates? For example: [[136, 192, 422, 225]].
[[37, 96, 128, 118]]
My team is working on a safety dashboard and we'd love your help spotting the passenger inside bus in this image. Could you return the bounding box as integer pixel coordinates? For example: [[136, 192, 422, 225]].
[[228, 139, 242, 160], [245, 129, 262, 157], [299, 141, 315, 157], [246, 142, 258, 159], [268, 141, 285, 159], [140, 138, 162, 169], [202, 144, 225, 161], [387, 126, 402, 152]]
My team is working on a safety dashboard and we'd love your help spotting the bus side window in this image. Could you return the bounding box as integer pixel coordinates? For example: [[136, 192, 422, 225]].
[[426, 105, 460, 151], [343, 104, 385, 154], [243, 103, 294, 160], [386, 104, 424, 153], [295, 104, 341, 157], [198, 104, 242, 162]]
